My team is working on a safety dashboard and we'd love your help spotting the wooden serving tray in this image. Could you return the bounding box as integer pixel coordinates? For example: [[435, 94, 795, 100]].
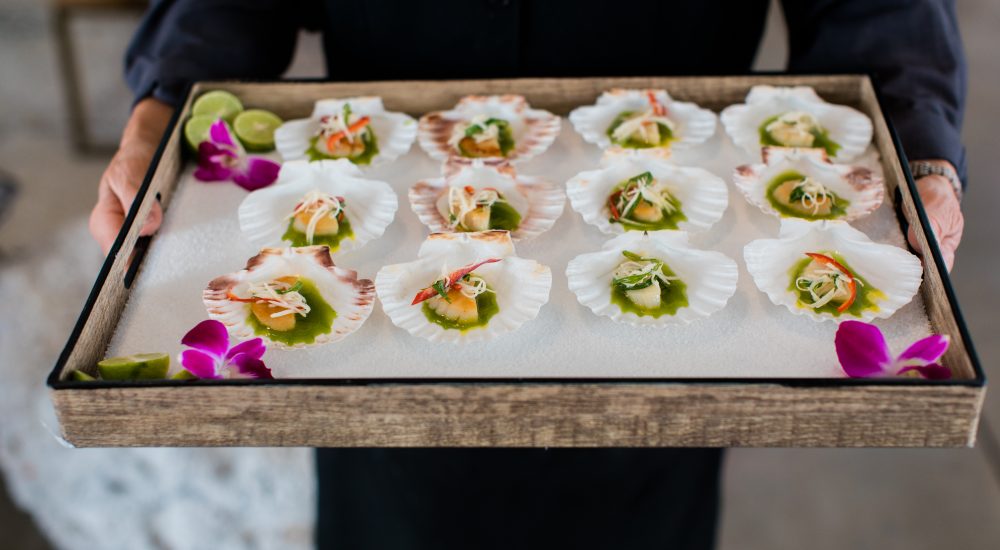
[[48, 75, 985, 447]]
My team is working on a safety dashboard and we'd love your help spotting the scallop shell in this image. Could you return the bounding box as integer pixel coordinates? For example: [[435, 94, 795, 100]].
[[744, 219, 922, 323], [375, 231, 552, 343], [565, 151, 728, 234], [204, 246, 375, 350], [566, 231, 738, 326], [409, 160, 564, 241], [568, 89, 717, 151], [238, 159, 397, 255], [733, 147, 884, 222], [720, 86, 873, 162], [417, 95, 560, 163], [274, 96, 416, 166]]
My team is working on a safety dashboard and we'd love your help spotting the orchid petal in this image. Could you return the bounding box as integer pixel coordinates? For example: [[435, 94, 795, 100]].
[[194, 141, 236, 182], [209, 118, 237, 148], [180, 319, 230, 358], [835, 320, 893, 378], [232, 157, 281, 191], [229, 352, 273, 379], [225, 337, 265, 361], [179, 349, 221, 379], [898, 334, 950, 365], [898, 363, 952, 380]]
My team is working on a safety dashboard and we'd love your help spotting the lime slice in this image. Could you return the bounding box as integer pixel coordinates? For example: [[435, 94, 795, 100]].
[[72, 370, 97, 381], [171, 370, 198, 380], [192, 90, 243, 123], [233, 109, 283, 152], [184, 114, 216, 151], [97, 353, 170, 380]]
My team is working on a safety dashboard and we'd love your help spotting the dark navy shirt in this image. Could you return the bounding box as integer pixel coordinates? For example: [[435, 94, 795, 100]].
[[125, 0, 967, 181]]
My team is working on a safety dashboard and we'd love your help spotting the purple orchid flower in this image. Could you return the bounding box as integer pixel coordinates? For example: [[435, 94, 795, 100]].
[[835, 320, 951, 380], [178, 319, 273, 379], [194, 119, 280, 191]]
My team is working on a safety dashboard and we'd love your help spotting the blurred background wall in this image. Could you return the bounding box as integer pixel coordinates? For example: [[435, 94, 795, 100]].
[[0, 0, 997, 548]]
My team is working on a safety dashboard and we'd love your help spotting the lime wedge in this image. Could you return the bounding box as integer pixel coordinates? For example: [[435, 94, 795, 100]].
[[184, 114, 216, 152], [171, 370, 198, 380], [97, 352, 170, 380], [233, 109, 283, 152], [192, 90, 243, 123], [72, 370, 97, 381]]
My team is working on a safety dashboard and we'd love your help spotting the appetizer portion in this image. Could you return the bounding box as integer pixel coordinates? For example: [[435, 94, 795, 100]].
[[610, 251, 687, 317], [274, 96, 416, 166], [410, 161, 564, 241], [569, 89, 716, 151], [204, 246, 375, 349], [606, 171, 686, 231], [744, 219, 921, 323], [411, 259, 502, 331], [449, 115, 515, 158], [239, 159, 398, 255], [309, 103, 378, 164], [606, 91, 675, 149], [791, 252, 883, 317], [566, 231, 737, 326], [566, 152, 727, 235], [376, 231, 551, 343], [759, 111, 839, 156], [720, 85, 873, 162], [418, 95, 560, 162], [733, 147, 883, 222]]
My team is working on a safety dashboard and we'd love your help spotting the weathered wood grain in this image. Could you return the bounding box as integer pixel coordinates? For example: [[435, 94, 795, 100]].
[[51, 75, 985, 448]]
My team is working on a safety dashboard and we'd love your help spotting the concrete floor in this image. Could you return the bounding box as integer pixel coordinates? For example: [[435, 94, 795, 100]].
[[1, 0, 997, 548]]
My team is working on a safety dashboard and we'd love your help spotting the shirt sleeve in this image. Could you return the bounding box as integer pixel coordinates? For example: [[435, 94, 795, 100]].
[[124, 0, 303, 107], [781, 0, 968, 183]]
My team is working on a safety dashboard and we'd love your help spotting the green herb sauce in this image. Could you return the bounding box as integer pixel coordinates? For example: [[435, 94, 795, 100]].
[[787, 253, 885, 317], [765, 170, 850, 220], [758, 114, 840, 157], [608, 174, 687, 231], [245, 278, 337, 345], [487, 201, 521, 231], [421, 290, 500, 331], [606, 111, 674, 149], [281, 215, 354, 251], [610, 263, 688, 318], [306, 129, 379, 165]]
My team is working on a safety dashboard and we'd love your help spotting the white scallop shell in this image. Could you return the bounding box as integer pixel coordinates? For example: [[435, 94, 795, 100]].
[[274, 96, 416, 166], [720, 86, 873, 162], [238, 159, 398, 256], [204, 246, 376, 350], [566, 231, 738, 326], [376, 231, 552, 343], [744, 219, 922, 323], [417, 95, 560, 163], [565, 151, 728, 234], [733, 147, 884, 222], [568, 89, 717, 151], [409, 160, 564, 241]]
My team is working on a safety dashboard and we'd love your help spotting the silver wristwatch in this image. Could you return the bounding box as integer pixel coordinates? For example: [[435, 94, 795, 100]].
[[909, 160, 963, 200]]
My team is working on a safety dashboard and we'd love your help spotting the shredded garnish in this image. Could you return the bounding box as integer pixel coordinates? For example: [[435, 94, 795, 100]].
[[411, 258, 503, 305], [612, 250, 679, 290], [788, 176, 835, 215], [448, 185, 505, 229], [608, 172, 678, 222], [795, 252, 863, 312], [317, 103, 369, 146], [230, 279, 311, 318], [765, 111, 819, 147], [288, 190, 345, 244], [612, 95, 674, 144]]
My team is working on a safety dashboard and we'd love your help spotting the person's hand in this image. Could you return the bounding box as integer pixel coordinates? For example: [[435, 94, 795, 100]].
[[89, 98, 174, 255], [906, 160, 964, 271]]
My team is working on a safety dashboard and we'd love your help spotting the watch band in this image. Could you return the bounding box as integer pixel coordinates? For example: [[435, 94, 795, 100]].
[[909, 160, 963, 201]]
